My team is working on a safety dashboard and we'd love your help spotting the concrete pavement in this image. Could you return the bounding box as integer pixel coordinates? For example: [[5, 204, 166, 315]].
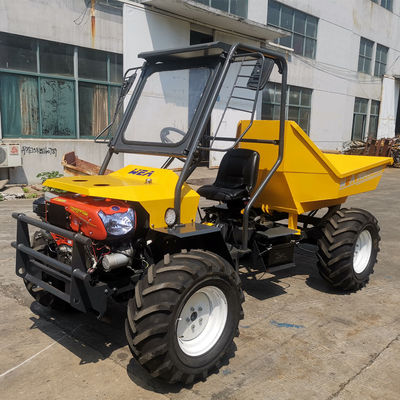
[[0, 168, 399, 400]]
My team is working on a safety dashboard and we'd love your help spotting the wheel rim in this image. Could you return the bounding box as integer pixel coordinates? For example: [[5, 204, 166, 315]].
[[176, 285, 228, 357], [353, 229, 372, 274]]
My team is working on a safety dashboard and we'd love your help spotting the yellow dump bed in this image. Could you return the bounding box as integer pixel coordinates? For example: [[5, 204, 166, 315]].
[[238, 120, 392, 216]]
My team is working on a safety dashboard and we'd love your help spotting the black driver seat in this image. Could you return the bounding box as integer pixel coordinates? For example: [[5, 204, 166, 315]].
[[197, 148, 260, 202]]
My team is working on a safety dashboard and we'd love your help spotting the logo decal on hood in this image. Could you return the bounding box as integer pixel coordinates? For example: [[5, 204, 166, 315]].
[[129, 168, 154, 177]]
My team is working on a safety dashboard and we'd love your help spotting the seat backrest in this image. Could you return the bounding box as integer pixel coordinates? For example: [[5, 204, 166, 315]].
[[214, 148, 260, 192]]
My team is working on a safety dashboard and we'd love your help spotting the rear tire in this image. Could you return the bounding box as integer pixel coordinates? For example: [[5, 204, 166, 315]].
[[317, 208, 380, 291], [125, 250, 244, 384]]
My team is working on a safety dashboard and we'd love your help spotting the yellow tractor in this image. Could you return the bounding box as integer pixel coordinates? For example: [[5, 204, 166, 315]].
[[12, 42, 392, 384]]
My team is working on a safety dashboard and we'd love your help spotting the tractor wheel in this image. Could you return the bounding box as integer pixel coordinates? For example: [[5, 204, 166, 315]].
[[317, 208, 380, 291], [125, 250, 244, 384], [24, 231, 71, 311]]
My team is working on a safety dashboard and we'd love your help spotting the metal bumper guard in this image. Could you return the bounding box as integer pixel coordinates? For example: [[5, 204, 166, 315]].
[[12, 213, 109, 316]]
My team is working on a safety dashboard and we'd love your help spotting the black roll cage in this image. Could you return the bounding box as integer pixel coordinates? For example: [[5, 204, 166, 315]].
[[99, 41, 288, 250]]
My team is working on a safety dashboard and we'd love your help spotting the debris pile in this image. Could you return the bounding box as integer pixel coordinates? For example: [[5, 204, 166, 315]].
[[0, 180, 44, 201], [343, 137, 400, 167]]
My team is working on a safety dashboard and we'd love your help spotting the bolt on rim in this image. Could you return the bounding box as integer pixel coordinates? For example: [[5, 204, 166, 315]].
[[176, 285, 228, 357], [353, 229, 373, 274]]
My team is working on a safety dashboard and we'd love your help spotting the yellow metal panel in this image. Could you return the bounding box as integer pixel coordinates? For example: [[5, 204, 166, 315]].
[[44, 165, 199, 228], [237, 120, 392, 217]]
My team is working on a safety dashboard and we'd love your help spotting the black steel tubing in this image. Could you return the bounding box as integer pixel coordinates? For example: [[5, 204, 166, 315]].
[[99, 148, 114, 175], [24, 273, 70, 303], [241, 56, 288, 249], [12, 213, 91, 245], [12, 242, 73, 275], [204, 136, 279, 144], [173, 46, 239, 223], [31, 259, 71, 282]]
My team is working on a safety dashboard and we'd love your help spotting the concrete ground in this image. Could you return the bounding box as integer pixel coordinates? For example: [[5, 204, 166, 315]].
[[0, 168, 399, 400]]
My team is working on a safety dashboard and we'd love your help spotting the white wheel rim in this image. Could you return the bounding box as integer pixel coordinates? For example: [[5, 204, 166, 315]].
[[176, 286, 228, 357], [353, 230, 372, 274]]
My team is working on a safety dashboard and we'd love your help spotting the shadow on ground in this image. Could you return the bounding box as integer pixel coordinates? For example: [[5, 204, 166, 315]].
[[24, 244, 344, 395]]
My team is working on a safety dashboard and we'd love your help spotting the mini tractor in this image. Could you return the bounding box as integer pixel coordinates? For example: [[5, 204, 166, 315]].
[[12, 42, 392, 384]]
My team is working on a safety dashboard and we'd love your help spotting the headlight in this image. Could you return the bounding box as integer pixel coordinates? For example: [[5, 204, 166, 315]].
[[98, 208, 136, 236], [165, 208, 176, 227]]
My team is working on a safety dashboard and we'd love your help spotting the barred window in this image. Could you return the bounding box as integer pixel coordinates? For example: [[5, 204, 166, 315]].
[[371, 0, 393, 11], [368, 100, 380, 139], [262, 83, 312, 133], [267, 0, 318, 59], [0, 32, 123, 139], [374, 44, 388, 77], [352, 98, 369, 140], [358, 38, 374, 74], [194, 0, 248, 18]]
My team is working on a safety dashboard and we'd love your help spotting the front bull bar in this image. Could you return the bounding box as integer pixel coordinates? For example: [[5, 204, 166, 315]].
[[11, 213, 110, 316]]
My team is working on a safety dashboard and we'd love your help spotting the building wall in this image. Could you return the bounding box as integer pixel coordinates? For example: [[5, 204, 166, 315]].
[[0, 0, 124, 183], [122, 2, 262, 168], [122, 0, 400, 163], [0, 0, 123, 53], [122, 4, 191, 169], [265, 0, 400, 149], [2, 0, 400, 182], [1, 137, 124, 184]]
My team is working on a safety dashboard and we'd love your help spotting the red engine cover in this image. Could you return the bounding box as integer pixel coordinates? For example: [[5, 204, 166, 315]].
[[49, 195, 132, 240]]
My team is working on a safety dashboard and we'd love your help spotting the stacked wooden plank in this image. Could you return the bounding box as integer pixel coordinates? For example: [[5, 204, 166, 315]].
[[344, 138, 400, 167]]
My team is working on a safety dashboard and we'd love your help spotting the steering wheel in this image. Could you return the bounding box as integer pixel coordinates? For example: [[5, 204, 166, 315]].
[[160, 127, 186, 144]]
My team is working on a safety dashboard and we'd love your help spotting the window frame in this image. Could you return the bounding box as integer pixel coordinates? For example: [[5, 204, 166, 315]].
[[374, 44, 388, 77], [267, 0, 318, 59], [193, 0, 248, 18], [351, 97, 369, 141], [368, 100, 380, 139], [0, 33, 122, 139], [358, 37, 374, 74], [371, 0, 393, 11], [261, 82, 312, 133]]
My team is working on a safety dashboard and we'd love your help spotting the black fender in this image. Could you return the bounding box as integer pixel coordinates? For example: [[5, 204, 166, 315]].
[[149, 223, 233, 266]]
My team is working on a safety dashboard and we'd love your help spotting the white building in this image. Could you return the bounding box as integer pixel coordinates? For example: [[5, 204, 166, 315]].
[[1, 0, 400, 182]]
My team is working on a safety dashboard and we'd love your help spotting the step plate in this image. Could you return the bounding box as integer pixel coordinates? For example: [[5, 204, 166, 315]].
[[256, 226, 298, 240]]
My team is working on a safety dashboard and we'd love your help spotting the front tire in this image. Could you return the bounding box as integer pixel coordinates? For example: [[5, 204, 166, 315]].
[[317, 208, 380, 291], [125, 250, 244, 384]]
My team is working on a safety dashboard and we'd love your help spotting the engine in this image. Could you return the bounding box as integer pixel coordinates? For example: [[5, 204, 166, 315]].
[[33, 194, 139, 275]]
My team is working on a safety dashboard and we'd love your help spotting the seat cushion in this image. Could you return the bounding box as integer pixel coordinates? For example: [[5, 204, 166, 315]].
[[214, 148, 259, 190], [197, 184, 247, 202], [197, 148, 259, 202]]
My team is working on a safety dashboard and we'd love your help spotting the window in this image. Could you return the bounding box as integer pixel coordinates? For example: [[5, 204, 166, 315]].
[[358, 38, 374, 74], [79, 83, 108, 137], [371, 0, 393, 11], [262, 83, 312, 133], [267, 0, 318, 59], [0, 74, 39, 136], [0, 34, 37, 72], [374, 44, 388, 76], [368, 100, 380, 139], [194, 0, 248, 18], [0, 32, 123, 139], [40, 78, 76, 137], [124, 67, 211, 144], [78, 48, 108, 81], [40, 41, 74, 76], [352, 98, 369, 140]]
